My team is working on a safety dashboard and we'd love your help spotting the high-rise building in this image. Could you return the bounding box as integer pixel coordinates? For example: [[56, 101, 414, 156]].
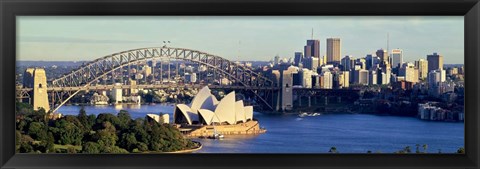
[[365, 54, 374, 70], [303, 57, 319, 72], [340, 71, 350, 88], [299, 69, 314, 88], [415, 59, 428, 80], [355, 58, 366, 70], [326, 38, 341, 64], [304, 40, 320, 59], [341, 55, 355, 71], [376, 49, 388, 66], [428, 69, 446, 88], [321, 55, 327, 65], [354, 69, 369, 85], [294, 52, 303, 66], [274, 55, 280, 65], [427, 52, 444, 72], [399, 62, 418, 83], [369, 70, 377, 85], [321, 71, 333, 89], [391, 49, 403, 68], [111, 83, 123, 104]]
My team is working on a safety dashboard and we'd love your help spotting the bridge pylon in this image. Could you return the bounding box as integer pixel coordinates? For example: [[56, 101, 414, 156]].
[[23, 68, 50, 112]]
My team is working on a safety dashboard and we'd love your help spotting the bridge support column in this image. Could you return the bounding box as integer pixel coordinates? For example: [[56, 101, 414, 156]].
[[308, 96, 311, 107], [24, 68, 50, 112], [324, 96, 328, 106], [298, 96, 302, 107]]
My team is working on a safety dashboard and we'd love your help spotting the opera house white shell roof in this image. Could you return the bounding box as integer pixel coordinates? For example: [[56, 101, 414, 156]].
[[173, 86, 254, 125]]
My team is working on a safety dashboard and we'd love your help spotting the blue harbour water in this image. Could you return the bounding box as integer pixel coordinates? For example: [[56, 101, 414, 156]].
[[58, 104, 464, 153]]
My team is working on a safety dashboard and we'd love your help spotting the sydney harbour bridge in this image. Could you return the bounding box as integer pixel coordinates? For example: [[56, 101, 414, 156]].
[[16, 46, 359, 113]]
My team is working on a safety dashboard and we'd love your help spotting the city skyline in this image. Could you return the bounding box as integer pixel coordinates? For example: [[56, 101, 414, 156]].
[[17, 16, 463, 64]]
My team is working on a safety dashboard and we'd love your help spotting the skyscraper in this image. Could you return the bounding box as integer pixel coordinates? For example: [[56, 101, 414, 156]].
[[399, 62, 418, 83], [326, 38, 341, 64], [303, 57, 319, 72], [415, 59, 428, 80], [391, 49, 403, 68], [376, 49, 388, 65], [304, 40, 320, 59], [294, 52, 303, 66], [274, 55, 280, 65], [365, 54, 374, 70], [427, 52, 444, 73], [341, 55, 354, 71]]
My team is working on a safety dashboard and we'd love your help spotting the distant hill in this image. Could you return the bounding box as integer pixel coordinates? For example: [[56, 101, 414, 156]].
[[17, 61, 88, 67]]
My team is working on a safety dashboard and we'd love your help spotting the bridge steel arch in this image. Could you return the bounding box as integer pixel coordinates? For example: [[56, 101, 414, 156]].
[[50, 47, 277, 112]]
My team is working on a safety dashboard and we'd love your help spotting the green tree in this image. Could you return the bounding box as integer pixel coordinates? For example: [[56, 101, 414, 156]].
[[457, 147, 465, 154], [18, 134, 34, 153], [136, 142, 149, 152], [67, 147, 77, 153], [102, 146, 129, 153], [93, 122, 118, 147], [94, 113, 121, 130], [422, 144, 428, 153], [27, 122, 47, 140], [117, 110, 131, 131], [78, 107, 92, 130], [119, 132, 138, 152], [55, 119, 84, 145], [82, 142, 101, 153], [15, 130, 22, 152], [404, 146, 412, 153], [45, 132, 55, 153], [329, 147, 338, 153]]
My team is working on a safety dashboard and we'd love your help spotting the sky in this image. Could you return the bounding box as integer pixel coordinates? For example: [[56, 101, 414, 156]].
[[17, 16, 464, 64]]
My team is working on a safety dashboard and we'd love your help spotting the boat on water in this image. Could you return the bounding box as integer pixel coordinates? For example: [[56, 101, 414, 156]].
[[298, 112, 321, 117], [207, 119, 224, 139], [298, 112, 308, 117]]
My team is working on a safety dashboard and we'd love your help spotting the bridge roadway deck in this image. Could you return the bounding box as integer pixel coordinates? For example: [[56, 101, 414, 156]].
[[20, 84, 280, 92]]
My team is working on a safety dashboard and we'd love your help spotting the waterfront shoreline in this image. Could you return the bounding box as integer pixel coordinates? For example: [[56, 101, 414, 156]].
[[164, 141, 203, 153]]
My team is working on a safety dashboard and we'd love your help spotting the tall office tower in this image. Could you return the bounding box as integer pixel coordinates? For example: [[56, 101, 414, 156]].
[[428, 70, 442, 88], [303, 57, 319, 72], [391, 49, 403, 68], [341, 71, 350, 88], [304, 39, 320, 59], [399, 62, 418, 83], [415, 59, 428, 80], [369, 70, 377, 85], [322, 55, 327, 65], [341, 55, 354, 71], [321, 71, 333, 89], [376, 49, 388, 65], [294, 52, 304, 66], [354, 69, 369, 85], [355, 58, 366, 70], [427, 52, 444, 73], [365, 54, 374, 70], [326, 38, 341, 64], [299, 69, 314, 88], [274, 55, 280, 65]]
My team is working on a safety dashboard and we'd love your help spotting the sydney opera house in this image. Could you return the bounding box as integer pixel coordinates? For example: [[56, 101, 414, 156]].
[[173, 86, 265, 137]]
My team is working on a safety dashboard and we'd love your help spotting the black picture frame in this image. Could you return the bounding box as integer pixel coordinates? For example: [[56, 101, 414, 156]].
[[1, 0, 479, 168]]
